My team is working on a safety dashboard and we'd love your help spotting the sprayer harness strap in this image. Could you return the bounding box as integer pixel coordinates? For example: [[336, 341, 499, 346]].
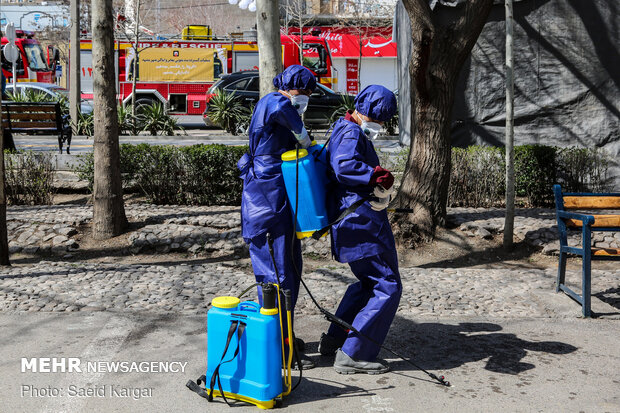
[[186, 320, 247, 406], [311, 198, 367, 240], [210, 320, 246, 405]]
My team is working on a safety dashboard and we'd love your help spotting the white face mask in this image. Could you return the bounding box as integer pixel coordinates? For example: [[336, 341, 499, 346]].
[[361, 121, 382, 140], [285, 92, 310, 115]]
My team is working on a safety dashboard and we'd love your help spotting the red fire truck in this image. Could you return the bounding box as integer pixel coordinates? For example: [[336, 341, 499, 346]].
[[1, 30, 57, 84], [79, 33, 335, 117]]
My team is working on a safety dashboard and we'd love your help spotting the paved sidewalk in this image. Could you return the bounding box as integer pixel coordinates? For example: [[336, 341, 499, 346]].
[[1, 313, 619, 412], [1, 204, 619, 412]]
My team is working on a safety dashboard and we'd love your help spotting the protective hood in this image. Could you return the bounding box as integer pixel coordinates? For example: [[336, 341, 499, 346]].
[[354, 85, 397, 122], [272, 65, 317, 92]]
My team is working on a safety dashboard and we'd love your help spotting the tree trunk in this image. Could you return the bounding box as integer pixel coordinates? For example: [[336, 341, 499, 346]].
[[92, 0, 128, 239], [394, 0, 493, 245], [0, 100, 9, 265], [256, 0, 283, 97]]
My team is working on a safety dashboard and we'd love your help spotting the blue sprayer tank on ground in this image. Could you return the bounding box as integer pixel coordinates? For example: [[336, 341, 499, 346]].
[[206, 298, 282, 406], [281, 142, 329, 239]]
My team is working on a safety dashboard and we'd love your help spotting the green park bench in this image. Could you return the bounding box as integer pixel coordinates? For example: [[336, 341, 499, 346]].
[[553, 184, 620, 317], [1, 101, 72, 154]]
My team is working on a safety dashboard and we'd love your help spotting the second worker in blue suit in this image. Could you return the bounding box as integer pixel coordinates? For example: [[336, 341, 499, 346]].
[[237, 65, 316, 369], [319, 85, 402, 374]]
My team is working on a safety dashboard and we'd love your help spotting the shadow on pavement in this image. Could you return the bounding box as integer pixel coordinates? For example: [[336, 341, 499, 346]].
[[593, 287, 620, 312], [283, 377, 390, 406], [382, 318, 577, 375]]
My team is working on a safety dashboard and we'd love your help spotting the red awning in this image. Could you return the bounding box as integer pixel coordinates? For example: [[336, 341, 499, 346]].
[[319, 31, 396, 58], [289, 26, 397, 58]]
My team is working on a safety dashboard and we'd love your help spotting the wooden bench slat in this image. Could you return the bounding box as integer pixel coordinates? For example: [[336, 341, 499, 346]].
[[3, 113, 57, 121], [566, 214, 620, 228], [563, 196, 620, 209], [2, 104, 57, 112], [591, 248, 620, 257], [5, 121, 58, 128]]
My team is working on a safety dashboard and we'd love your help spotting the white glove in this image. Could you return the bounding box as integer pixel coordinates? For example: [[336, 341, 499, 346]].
[[293, 127, 312, 149], [373, 185, 395, 199], [369, 185, 393, 211], [369, 196, 390, 212]]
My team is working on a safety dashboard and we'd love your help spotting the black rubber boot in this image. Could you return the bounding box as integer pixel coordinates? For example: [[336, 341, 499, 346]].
[[333, 349, 389, 375]]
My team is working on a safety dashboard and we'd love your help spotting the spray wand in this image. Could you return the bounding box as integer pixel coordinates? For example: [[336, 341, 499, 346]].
[[298, 276, 449, 386]]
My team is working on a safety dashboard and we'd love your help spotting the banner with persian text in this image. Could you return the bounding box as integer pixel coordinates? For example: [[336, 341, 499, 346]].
[[139, 48, 215, 82]]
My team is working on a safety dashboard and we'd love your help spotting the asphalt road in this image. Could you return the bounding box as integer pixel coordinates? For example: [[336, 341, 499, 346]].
[[1, 312, 619, 412], [13, 127, 248, 154], [13, 118, 403, 154], [13, 132, 402, 154], [15, 135, 251, 153]]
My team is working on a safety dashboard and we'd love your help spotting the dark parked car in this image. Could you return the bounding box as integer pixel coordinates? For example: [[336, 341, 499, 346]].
[[203, 71, 353, 128]]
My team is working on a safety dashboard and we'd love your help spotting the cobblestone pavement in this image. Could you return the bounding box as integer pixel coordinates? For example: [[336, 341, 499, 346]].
[[0, 261, 617, 316], [7, 205, 620, 257], [1, 204, 618, 316]]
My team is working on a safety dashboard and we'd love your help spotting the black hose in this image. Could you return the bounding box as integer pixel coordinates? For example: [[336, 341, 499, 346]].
[[237, 283, 261, 300]]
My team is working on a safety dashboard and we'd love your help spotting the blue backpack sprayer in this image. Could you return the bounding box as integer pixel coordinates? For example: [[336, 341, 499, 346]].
[[185, 277, 297, 409], [186, 142, 449, 409]]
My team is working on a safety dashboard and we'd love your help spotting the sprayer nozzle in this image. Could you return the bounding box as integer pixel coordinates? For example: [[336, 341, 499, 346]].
[[282, 289, 292, 311], [262, 284, 276, 310]]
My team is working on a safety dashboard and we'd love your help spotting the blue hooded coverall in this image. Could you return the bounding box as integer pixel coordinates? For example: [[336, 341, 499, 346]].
[[326, 85, 402, 362], [237, 65, 316, 323]]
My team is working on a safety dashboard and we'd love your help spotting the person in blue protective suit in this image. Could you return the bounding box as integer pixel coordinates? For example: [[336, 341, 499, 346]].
[[237, 65, 316, 369], [318, 85, 402, 374]]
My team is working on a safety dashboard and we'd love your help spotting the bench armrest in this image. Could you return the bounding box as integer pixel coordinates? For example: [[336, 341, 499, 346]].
[[557, 210, 595, 226], [557, 211, 596, 254]]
